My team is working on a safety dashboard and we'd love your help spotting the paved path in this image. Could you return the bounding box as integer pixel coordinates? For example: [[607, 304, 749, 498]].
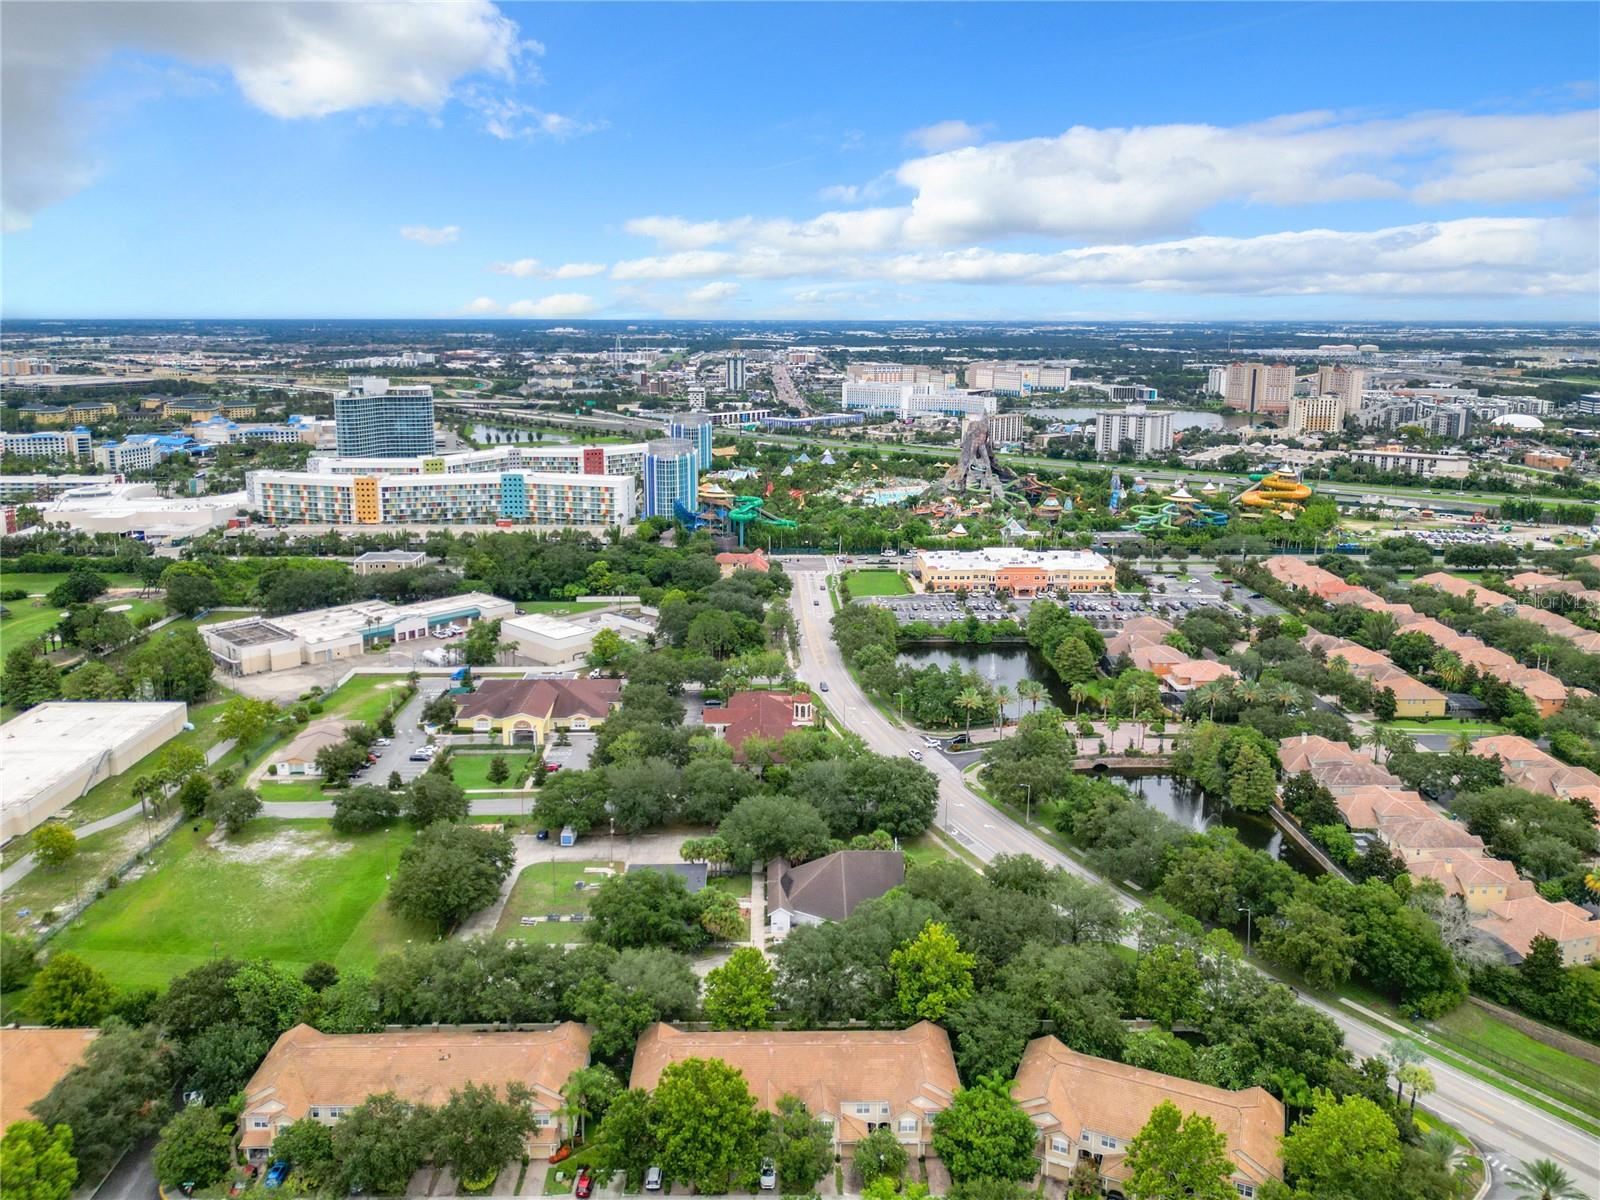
[[2, 737, 237, 890], [788, 560, 1600, 1194], [749, 864, 767, 955]]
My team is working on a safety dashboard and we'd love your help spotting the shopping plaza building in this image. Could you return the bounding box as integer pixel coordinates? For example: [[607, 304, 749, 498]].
[[915, 548, 1115, 596]]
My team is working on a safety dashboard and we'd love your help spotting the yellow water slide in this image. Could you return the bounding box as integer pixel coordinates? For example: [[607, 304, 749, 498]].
[[1240, 472, 1312, 512]]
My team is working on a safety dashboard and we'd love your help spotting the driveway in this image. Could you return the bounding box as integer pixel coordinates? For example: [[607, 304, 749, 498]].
[[91, 1139, 156, 1200], [539, 733, 595, 775]]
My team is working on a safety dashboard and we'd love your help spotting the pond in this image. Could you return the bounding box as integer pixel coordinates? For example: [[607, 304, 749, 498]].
[[1029, 405, 1251, 432], [1112, 771, 1318, 872], [898, 643, 1072, 720], [470, 423, 572, 444]]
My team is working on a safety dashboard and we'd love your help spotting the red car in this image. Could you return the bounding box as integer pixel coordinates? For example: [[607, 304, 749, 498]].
[[544, 762, 562, 773], [549, 1145, 572, 1166], [575, 1170, 594, 1199]]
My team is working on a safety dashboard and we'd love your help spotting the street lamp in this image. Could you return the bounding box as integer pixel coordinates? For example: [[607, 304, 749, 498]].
[[1022, 783, 1033, 826], [1238, 904, 1255, 955]]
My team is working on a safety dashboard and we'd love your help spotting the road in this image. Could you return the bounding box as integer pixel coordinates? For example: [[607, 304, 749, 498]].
[[788, 560, 1600, 1194], [770, 362, 807, 414]]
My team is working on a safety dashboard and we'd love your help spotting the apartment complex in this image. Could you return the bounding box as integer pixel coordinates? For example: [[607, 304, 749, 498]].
[[1095, 405, 1173, 458], [916, 548, 1114, 595], [725, 353, 746, 391], [845, 362, 953, 387], [1348, 447, 1469, 477], [1223, 362, 1293, 418], [842, 381, 998, 418], [305, 442, 648, 479], [246, 467, 637, 527], [1316, 365, 1367, 411], [666, 413, 715, 472], [988, 412, 1025, 444], [202, 593, 516, 675], [1, 428, 92, 461], [964, 361, 1072, 394], [1286, 394, 1349, 436], [333, 376, 436, 457]]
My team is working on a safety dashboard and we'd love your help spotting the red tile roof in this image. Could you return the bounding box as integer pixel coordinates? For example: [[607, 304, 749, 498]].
[[705, 691, 815, 756], [455, 677, 621, 722]]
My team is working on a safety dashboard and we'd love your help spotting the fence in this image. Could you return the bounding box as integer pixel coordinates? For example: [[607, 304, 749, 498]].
[[34, 811, 186, 944]]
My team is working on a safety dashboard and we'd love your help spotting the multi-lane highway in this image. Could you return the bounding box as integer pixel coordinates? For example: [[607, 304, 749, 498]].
[[785, 559, 1600, 1195]]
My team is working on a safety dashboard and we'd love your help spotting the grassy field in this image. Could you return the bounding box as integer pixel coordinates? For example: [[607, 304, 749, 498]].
[[2, 822, 157, 938], [256, 779, 337, 803], [1377, 719, 1504, 735], [322, 675, 414, 724], [1430, 1002, 1600, 1118], [517, 601, 609, 616], [1, 596, 166, 666], [451, 752, 535, 790], [843, 569, 911, 598], [0, 572, 147, 595], [47, 819, 424, 990], [494, 859, 619, 942]]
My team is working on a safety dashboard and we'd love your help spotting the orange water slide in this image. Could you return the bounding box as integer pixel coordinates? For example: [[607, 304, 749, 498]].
[[1240, 472, 1312, 510]]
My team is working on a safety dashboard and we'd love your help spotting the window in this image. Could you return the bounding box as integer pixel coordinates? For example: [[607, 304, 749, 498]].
[[1099, 1135, 1117, 1150], [309, 1108, 321, 1119], [898, 1118, 918, 1133], [1049, 1137, 1070, 1155], [250, 1118, 269, 1130], [1236, 1186, 1255, 1199], [854, 1103, 874, 1116]]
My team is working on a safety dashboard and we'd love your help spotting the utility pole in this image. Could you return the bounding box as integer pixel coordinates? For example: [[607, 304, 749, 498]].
[[1238, 904, 1254, 955]]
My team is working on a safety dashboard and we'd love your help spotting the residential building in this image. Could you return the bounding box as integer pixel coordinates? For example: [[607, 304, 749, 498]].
[[841, 381, 997, 419], [1013, 1036, 1284, 1197], [351, 550, 426, 576], [1475, 895, 1599, 966], [307, 442, 648, 480], [270, 719, 357, 777], [916, 548, 1114, 595], [93, 440, 159, 473], [1347, 448, 1469, 478], [768, 851, 905, 935], [846, 362, 951, 387], [704, 690, 817, 758], [1, 428, 92, 461], [1573, 393, 1600, 416], [1095, 405, 1173, 458], [202, 594, 516, 676], [667, 413, 715, 473], [643, 438, 699, 520], [726, 353, 747, 391], [715, 549, 770, 576], [1356, 396, 1422, 430], [1377, 675, 1448, 719], [1223, 363, 1293, 418], [453, 677, 621, 745], [0, 356, 57, 377], [0, 1029, 99, 1131], [1108, 384, 1159, 402], [332, 351, 436, 368], [239, 1023, 590, 1161], [247, 468, 636, 527], [630, 1022, 959, 1165], [686, 383, 707, 410], [333, 376, 436, 457], [1316, 365, 1367, 412], [1286, 394, 1347, 436], [1205, 366, 1229, 395], [964, 362, 1071, 395], [989, 412, 1025, 444], [1423, 405, 1472, 440], [2, 702, 188, 838], [1408, 856, 1521, 914]]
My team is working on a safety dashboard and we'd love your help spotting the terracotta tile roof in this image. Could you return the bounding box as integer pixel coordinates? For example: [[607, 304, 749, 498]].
[[1310, 760, 1405, 793], [1507, 573, 1582, 594], [1335, 786, 1430, 830], [1412, 574, 1514, 608], [1505, 666, 1568, 702], [704, 691, 815, 756], [1381, 816, 1486, 853], [769, 851, 904, 923], [1012, 1037, 1284, 1187], [239, 1023, 591, 1151], [0, 1028, 98, 1130], [1409, 856, 1520, 897], [1105, 617, 1175, 660], [455, 678, 621, 723], [1164, 659, 1239, 689], [1326, 586, 1382, 607], [1474, 895, 1600, 961], [1383, 676, 1446, 703], [1469, 735, 1551, 768], [1129, 644, 1191, 673], [715, 550, 770, 573], [1403, 617, 1463, 644], [629, 1022, 959, 1145]]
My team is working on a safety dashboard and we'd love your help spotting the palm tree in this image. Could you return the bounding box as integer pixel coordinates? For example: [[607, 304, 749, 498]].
[[1236, 680, 1265, 709], [1194, 680, 1226, 720], [1451, 731, 1475, 756], [954, 688, 985, 740], [1432, 650, 1466, 691], [1268, 682, 1299, 713], [1416, 1130, 1466, 1180], [1504, 1160, 1586, 1200], [1018, 679, 1047, 714], [1069, 683, 1090, 718], [1384, 1038, 1424, 1103], [992, 685, 1014, 731]]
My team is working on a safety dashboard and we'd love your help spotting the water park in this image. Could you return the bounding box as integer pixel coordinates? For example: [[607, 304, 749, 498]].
[[675, 482, 799, 546], [1237, 471, 1314, 520], [1111, 468, 1315, 531]]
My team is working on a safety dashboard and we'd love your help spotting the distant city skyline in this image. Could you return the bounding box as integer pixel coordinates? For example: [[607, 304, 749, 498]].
[[2, 1, 1597, 321]]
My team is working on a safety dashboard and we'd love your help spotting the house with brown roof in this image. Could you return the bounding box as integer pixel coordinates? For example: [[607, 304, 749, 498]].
[[1506, 572, 1584, 596], [1334, 786, 1432, 831], [715, 549, 771, 577], [453, 677, 621, 746], [0, 1028, 98, 1130], [1474, 894, 1600, 966], [704, 691, 817, 759], [238, 1023, 591, 1161], [1163, 659, 1239, 692], [1325, 585, 1383, 608], [1412, 574, 1515, 609], [1310, 760, 1405, 796], [1504, 665, 1568, 718], [1469, 735, 1551, 771], [270, 718, 358, 777], [1381, 675, 1448, 719], [1378, 816, 1486, 863], [768, 851, 904, 935], [1408, 855, 1522, 914], [1104, 616, 1174, 661], [1128, 643, 1191, 677], [1012, 1036, 1284, 1198], [629, 1022, 959, 1164], [1276, 734, 1359, 778]]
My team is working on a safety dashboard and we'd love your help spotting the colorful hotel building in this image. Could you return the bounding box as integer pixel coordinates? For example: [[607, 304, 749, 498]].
[[247, 468, 637, 527]]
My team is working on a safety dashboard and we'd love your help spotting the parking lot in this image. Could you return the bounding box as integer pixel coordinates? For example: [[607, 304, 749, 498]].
[[863, 585, 1259, 630]]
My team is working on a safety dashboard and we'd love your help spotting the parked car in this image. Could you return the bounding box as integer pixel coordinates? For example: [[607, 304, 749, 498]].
[[408, 751, 431, 762], [645, 1167, 663, 1192], [575, 1171, 594, 1199], [536, 828, 551, 841], [760, 1160, 777, 1191], [263, 1162, 291, 1190], [545, 762, 562, 773], [374, 738, 391, 747]]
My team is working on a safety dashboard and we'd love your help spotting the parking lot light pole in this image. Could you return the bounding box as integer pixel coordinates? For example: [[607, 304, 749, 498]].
[[1238, 904, 1254, 955]]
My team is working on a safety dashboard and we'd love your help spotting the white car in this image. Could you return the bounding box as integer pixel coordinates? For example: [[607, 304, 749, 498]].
[[908, 748, 924, 761], [922, 735, 942, 748]]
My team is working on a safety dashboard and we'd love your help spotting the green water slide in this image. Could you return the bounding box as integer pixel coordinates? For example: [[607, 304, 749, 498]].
[[728, 495, 798, 545]]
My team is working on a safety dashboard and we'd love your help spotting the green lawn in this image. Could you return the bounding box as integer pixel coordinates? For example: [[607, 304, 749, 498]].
[[494, 859, 619, 942], [1, 596, 166, 667], [1377, 719, 1504, 735], [843, 569, 911, 598], [256, 779, 337, 803], [517, 601, 609, 616], [451, 752, 535, 790], [1429, 1002, 1600, 1119], [46, 819, 425, 990], [322, 675, 414, 724], [0, 571, 146, 595]]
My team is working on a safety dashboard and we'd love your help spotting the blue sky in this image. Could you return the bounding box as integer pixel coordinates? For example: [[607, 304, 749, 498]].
[[3, 1, 1597, 320]]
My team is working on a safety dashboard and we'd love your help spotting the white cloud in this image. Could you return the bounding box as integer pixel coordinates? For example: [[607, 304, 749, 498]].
[[684, 281, 740, 304], [489, 258, 606, 278], [3, 0, 528, 231], [906, 119, 987, 152], [401, 224, 460, 246], [460, 296, 501, 314], [505, 293, 601, 317], [468, 93, 605, 140]]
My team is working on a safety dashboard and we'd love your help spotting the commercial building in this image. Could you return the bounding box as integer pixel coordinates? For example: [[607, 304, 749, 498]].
[[1524, 451, 1573, 470], [841, 381, 997, 418], [1094, 405, 1173, 458], [1, 428, 92, 461], [0, 474, 113, 501], [666, 413, 715, 473], [915, 548, 1114, 595], [631, 1023, 959, 1167], [333, 376, 436, 457], [240, 1023, 590, 1162], [846, 362, 952, 387], [331, 351, 436, 368], [246, 467, 636, 527], [351, 550, 427, 576], [190, 414, 333, 447], [1223, 362, 1293, 418], [1013, 1036, 1284, 1197], [964, 362, 1072, 394], [768, 850, 904, 935], [499, 611, 595, 665], [1286, 394, 1348, 436], [1347, 448, 1469, 478], [1316, 365, 1367, 412], [453, 677, 621, 745], [643, 438, 699, 519], [989, 412, 1025, 443], [14, 400, 115, 426], [726, 353, 747, 391], [305, 442, 647, 480], [1, 702, 188, 838], [202, 593, 516, 675], [33, 482, 245, 538], [1, 1029, 99, 1131]]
